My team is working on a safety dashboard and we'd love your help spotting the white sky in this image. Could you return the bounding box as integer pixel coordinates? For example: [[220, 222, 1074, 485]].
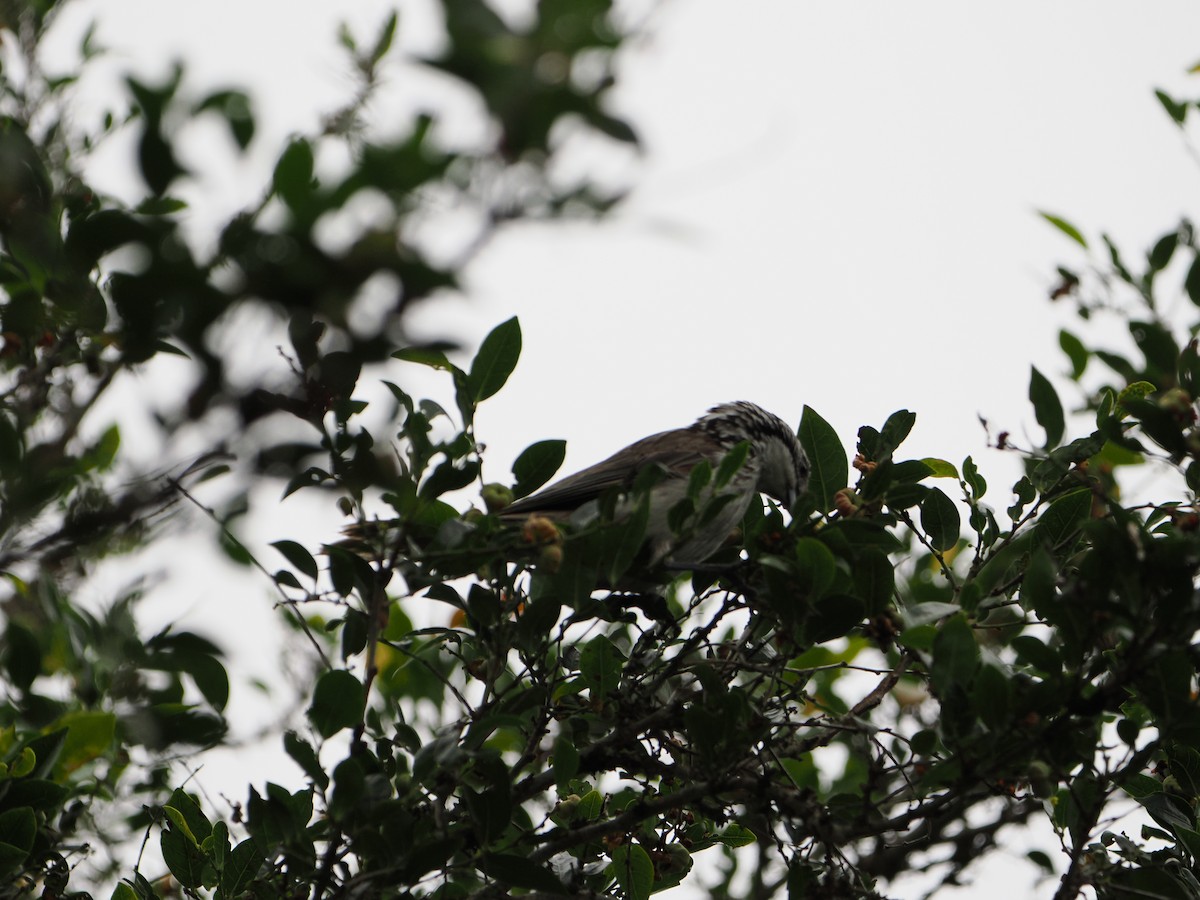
[[35, 1, 1200, 897]]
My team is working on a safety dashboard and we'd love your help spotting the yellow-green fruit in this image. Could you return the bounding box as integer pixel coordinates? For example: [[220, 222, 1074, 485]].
[[891, 681, 929, 709], [660, 844, 692, 877], [482, 483, 515, 512], [554, 794, 582, 818], [538, 544, 564, 574]]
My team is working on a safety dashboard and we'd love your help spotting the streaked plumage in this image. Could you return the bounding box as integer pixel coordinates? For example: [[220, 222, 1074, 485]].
[[502, 402, 808, 567]]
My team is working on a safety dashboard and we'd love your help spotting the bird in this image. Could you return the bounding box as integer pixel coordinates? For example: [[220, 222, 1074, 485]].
[[500, 401, 809, 570]]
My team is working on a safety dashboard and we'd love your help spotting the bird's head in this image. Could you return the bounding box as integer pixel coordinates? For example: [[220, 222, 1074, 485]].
[[696, 401, 809, 510]]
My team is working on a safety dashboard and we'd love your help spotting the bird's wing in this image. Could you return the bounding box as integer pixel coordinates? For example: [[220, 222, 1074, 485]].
[[501, 427, 724, 517]]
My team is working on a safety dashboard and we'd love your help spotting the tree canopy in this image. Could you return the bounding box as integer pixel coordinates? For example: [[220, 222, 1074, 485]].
[[2, 3, 1200, 899]]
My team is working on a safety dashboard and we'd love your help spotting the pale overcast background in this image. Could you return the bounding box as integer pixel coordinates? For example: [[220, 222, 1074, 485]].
[[36, 1, 1200, 897]]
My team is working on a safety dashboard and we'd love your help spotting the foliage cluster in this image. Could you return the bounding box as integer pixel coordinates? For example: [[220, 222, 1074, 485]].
[[2, 3, 1200, 900]]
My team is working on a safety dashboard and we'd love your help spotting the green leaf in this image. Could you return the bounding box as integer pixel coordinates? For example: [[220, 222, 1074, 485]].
[[919, 487, 960, 552], [391, 346, 460, 373], [467, 316, 522, 403], [273, 138, 314, 210], [205, 820, 229, 868], [165, 787, 212, 844], [793, 538, 837, 600], [184, 652, 230, 712], [579, 636, 624, 700], [900, 601, 962, 629], [135, 195, 188, 216], [1099, 434, 1139, 474], [476, 853, 568, 894], [1147, 230, 1178, 273], [1028, 366, 1065, 449], [1125, 419, 1182, 474], [1155, 88, 1189, 125], [1019, 548, 1057, 621], [0, 778, 65, 812], [56, 710, 116, 774], [930, 613, 979, 691], [221, 839, 261, 896], [879, 409, 917, 457], [3, 622, 40, 691], [0, 842, 26, 882], [1130, 320, 1180, 381], [718, 823, 756, 847], [605, 494, 649, 586], [109, 884, 139, 900], [1026, 850, 1055, 873], [284, 730, 330, 790], [20, 728, 66, 778], [552, 734, 580, 792], [1117, 381, 1157, 416], [1107, 866, 1197, 899], [195, 89, 255, 149], [1185, 254, 1200, 307], [962, 456, 987, 499], [891, 459, 934, 483], [329, 756, 365, 819], [270, 540, 319, 581], [161, 825, 206, 889], [853, 548, 895, 615], [370, 11, 398, 63], [1034, 489, 1091, 554], [920, 458, 958, 478], [806, 592, 865, 644], [464, 782, 513, 843], [1058, 329, 1089, 380], [972, 663, 1012, 730], [512, 439, 566, 498], [574, 790, 603, 820], [1012, 635, 1062, 675], [0, 808, 35, 858], [608, 844, 654, 900], [84, 424, 121, 471], [307, 670, 365, 738], [1038, 211, 1088, 249], [798, 406, 847, 512]]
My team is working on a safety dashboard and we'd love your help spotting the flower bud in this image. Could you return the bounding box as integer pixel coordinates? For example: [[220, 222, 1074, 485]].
[[833, 488, 860, 518], [538, 544, 564, 574], [522, 515, 562, 545]]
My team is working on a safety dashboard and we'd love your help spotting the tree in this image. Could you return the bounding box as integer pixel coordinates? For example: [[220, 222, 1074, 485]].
[[3, 2, 1200, 899]]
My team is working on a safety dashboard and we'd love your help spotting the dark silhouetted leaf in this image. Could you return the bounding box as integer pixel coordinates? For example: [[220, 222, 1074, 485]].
[[467, 317, 522, 403], [919, 487, 960, 552], [609, 844, 654, 900], [1034, 489, 1091, 555], [930, 613, 979, 691], [1059, 329, 1089, 380], [1155, 88, 1189, 125], [477, 853, 569, 894], [799, 406, 846, 513], [271, 540, 319, 581], [307, 670, 364, 738], [1029, 366, 1065, 449], [512, 439, 566, 498], [579, 635, 623, 699]]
